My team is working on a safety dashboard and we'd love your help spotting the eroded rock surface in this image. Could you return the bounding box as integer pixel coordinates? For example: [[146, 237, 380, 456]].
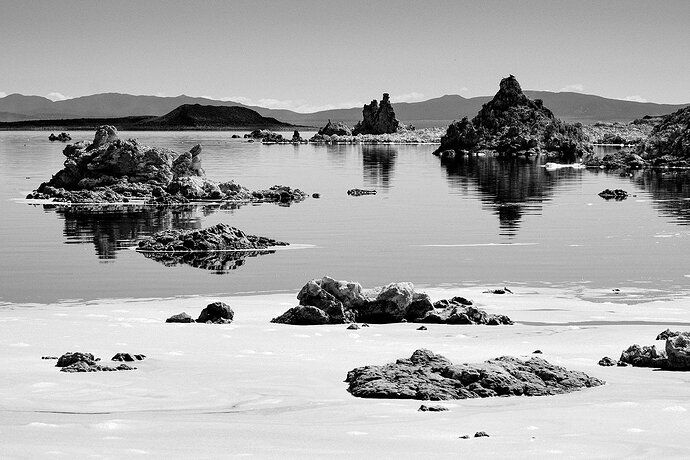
[[137, 223, 288, 252], [55, 352, 136, 372], [434, 75, 591, 162], [619, 344, 668, 368], [598, 189, 628, 200], [166, 312, 194, 323], [271, 276, 512, 325], [656, 329, 690, 340], [196, 301, 234, 324], [27, 126, 306, 205], [318, 120, 353, 136], [345, 349, 604, 400], [49, 132, 71, 142], [353, 93, 400, 135]]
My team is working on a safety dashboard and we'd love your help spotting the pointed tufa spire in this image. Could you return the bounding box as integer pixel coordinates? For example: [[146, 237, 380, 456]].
[[352, 93, 399, 135]]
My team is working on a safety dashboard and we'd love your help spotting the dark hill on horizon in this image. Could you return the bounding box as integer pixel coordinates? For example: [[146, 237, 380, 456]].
[[0, 104, 295, 130], [0, 90, 687, 126]]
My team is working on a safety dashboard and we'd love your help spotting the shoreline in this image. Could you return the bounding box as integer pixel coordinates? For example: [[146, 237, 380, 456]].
[[1, 285, 689, 457]]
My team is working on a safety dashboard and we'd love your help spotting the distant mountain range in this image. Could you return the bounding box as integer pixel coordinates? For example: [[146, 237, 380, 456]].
[[0, 91, 687, 126], [0, 104, 294, 130]]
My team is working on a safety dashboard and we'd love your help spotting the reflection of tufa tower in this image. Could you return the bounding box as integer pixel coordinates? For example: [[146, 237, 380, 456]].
[[362, 145, 397, 189]]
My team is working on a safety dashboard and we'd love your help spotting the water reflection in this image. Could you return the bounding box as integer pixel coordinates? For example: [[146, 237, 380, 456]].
[[440, 156, 584, 237], [39, 203, 239, 259], [140, 249, 277, 274], [630, 169, 690, 225], [362, 146, 396, 189]]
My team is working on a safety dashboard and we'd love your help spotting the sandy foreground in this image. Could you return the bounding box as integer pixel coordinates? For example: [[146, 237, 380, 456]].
[[1, 286, 690, 459]]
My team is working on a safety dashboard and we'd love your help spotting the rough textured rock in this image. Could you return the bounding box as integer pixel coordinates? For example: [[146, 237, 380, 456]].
[[56, 352, 97, 368], [347, 323, 360, 330], [636, 106, 690, 166], [244, 129, 284, 142], [619, 344, 668, 368], [112, 353, 146, 362], [582, 149, 648, 169], [434, 75, 591, 162], [346, 349, 604, 400], [272, 277, 513, 326], [352, 93, 400, 135], [656, 329, 690, 340], [474, 432, 490, 438], [665, 335, 690, 370], [27, 126, 306, 205], [598, 189, 628, 200], [318, 120, 353, 136], [196, 301, 234, 324], [137, 223, 288, 252], [49, 132, 71, 142], [166, 312, 195, 323]]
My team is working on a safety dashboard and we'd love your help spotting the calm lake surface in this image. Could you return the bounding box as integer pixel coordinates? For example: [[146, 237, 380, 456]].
[[1, 130, 689, 304]]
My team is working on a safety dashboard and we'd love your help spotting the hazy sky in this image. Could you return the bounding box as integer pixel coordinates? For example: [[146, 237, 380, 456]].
[[0, 0, 688, 111]]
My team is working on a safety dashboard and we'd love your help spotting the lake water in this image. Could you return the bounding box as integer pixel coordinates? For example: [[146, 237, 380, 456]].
[[1, 130, 689, 304]]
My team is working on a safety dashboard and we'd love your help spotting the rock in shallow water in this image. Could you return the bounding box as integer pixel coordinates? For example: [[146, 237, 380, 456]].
[[619, 344, 668, 368], [197, 301, 234, 324], [55, 352, 137, 372], [166, 312, 194, 323], [346, 349, 603, 400], [418, 404, 448, 412]]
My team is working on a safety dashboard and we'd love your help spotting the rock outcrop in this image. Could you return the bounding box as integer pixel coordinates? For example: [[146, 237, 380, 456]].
[[27, 126, 306, 204], [352, 93, 400, 135], [636, 106, 690, 166], [598, 189, 628, 200], [271, 276, 512, 325], [345, 349, 604, 400], [434, 75, 591, 162], [666, 335, 690, 370], [112, 353, 146, 362], [196, 301, 234, 324], [318, 120, 353, 136], [618, 344, 667, 368], [347, 188, 377, 196], [166, 312, 194, 323], [656, 329, 690, 340]]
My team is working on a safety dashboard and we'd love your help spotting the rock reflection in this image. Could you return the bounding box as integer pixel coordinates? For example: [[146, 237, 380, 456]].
[[362, 146, 396, 189], [440, 156, 583, 237], [630, 170, 690, 225], [39, 203, 240, 259], [140, 249, 277, 274]]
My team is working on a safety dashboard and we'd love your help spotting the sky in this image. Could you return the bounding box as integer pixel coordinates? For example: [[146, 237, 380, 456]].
[[0, 0, 688, 111]]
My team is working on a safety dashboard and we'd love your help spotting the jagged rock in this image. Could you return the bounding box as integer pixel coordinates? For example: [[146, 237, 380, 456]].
[[137, 223, 288, 253], [417, 325, 428, 331], [166, 312, 194, 323], [244, 129, 284, 142], [49, 132, 71, 142], [27, 126, 305, 205], [352, 93, 400, 135], [196, 301, 234, 324], [418, 404, 448, 412], [111, 353, 146, 362], [656, 329, 690, 340], [345, 349, 604, 400], [318, 120, 353, 136], [598, 356, 617, 366], [619, 344, 668, 368], [347, 188, 377, 196], [272, 277, 512, 326], [56, 352, 97, 367], [483, 287, 513, 294], [434, 75, 590, 162], [666, 335, 690, 370], [474, 432, 490, 438], [291, 130, 303, 142], [598, 189, 628, 200], [637, 106, 690, 165]]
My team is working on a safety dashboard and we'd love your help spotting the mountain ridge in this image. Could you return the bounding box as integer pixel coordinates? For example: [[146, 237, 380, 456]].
[[0, 91, 687, 125]]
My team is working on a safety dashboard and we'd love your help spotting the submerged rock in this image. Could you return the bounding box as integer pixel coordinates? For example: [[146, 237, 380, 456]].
[[474, 432, 490, 438], [598, 189, 628, 200], [271, 276, 513, 325], [434, 75, 591, 162], [111, 353, 146, 362], [352, 93, 399, 135], [347, 188, 377, 196], [346, 349, 604, 400], [55, 352, 136, 372], [418, 404, 448, 412], [197, 301, 234, 324]]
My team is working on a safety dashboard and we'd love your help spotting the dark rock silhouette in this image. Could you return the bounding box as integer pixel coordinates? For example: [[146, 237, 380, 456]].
[[345, 349, 604, 399], [637, 106, 690, 166], [197, 301, 234, 324], [49, 132, 71, 142], [166, 312, 194, 323], [137, 223, 288, 252], [435, 75, 591, 162], [55, 352, 135, 372], [656, 329, 690, 340], [619, 344, 667, 368], [598, 189, 628, 200], [352, 93, 400, 135], [111, 353, 145, 362]]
